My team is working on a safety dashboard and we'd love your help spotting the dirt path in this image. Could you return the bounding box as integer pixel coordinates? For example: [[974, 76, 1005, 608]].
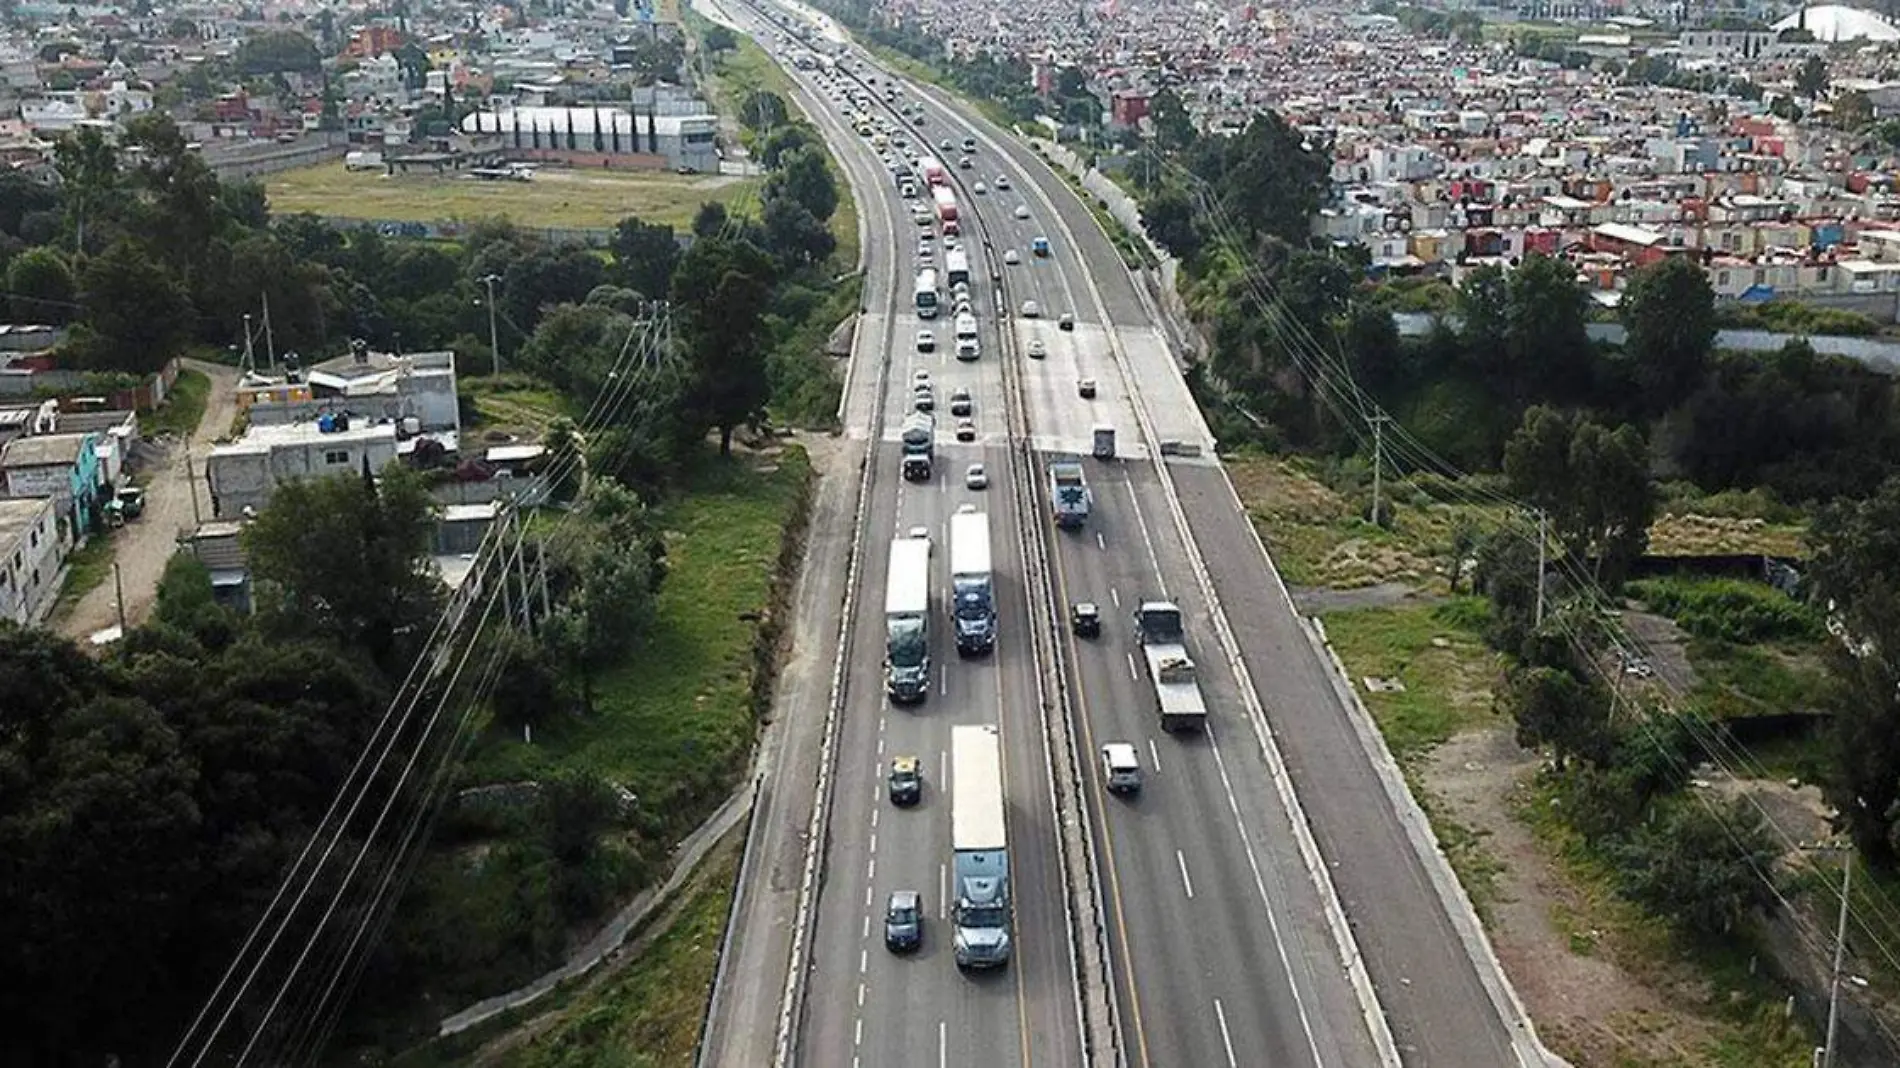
[[59, 359, 239, 642], [1426, 729, 1725, 1065]]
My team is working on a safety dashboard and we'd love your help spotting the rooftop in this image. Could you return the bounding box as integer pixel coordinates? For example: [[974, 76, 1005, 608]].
[[0, 496, 51, 545], [0, 432, 93, 469]]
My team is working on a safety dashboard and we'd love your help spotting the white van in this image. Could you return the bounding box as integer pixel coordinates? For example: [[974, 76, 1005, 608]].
[[953, 312, 978, 343], [1101, 743, 1141, 794]]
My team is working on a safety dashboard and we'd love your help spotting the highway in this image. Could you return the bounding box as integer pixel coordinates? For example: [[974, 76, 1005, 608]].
[[713, 11, 1086, 1067], [856, 28, 1532, 1068], [707, 4, 1534, 1067]]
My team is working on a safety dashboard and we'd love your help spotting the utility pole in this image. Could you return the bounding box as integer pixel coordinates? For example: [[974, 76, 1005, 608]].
[[112, 561, 127, 645], [1369, 413, 1390, 527], [481, 273, 503, 375], [240, 313, 255, 376], [1535, 508, 1548, 628], [262, 292, 277, 371], [1824, 851, 1853, 1068]]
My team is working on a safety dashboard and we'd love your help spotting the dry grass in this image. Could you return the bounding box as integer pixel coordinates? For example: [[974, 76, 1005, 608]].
[[1647, 513, 1806, 558], [266, 162, 760, 231]]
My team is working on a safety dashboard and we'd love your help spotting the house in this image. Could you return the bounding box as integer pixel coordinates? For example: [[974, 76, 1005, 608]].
[[0, 431, 103, 541], [0, 496, 61, 625], [205, 417, 400, 519]]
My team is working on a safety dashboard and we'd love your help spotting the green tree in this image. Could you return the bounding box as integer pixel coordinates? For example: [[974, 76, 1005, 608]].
[[74, 240, 191, 374], [1503, 406, 1654, 586], [242, 465, 442, 671], [739, 89, 788, 134], [766, 144, 839, 222], [673, 236, 775, 453], [54, 125, 121, 252], [1504, 253, 1594, 405], [1621, 255, 1715, 414], [233, 29, 322, 74], [1504, 665, 1612, 769], [6, 246, 75, 322], [1140, 184, 1201, 261], [1795, 54, 1829, 98], [760, 123, 818, 169], [703, 24, 738, 53], [1148, 87, 1195, 151], [1613, 799, 1781, 937], [761, 194, 835, 266], [608, 214, 680, 298]]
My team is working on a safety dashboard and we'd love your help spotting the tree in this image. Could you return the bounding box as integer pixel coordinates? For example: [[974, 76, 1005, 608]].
[[1795, 54, 1829, 99], [762, 194, 835, 266], [739, 89, 788, 134], [766, 144, 839, 222], [673, 236, 775, 453], [692, 201, 730, 240], [233, 29, 322, 74], [1613, 800, 1782, 937], [760, 123, 818, 169], [1182, 110, 1326, 247], [1505, 665, 1612, 769], [1503, 406, 1654, 586], [6, 246, 75, 322], [1504, 253, 1594, 406], [1620, 255, 1715, 415], [74, 240, 191, 374], [703, 24, 738, 53], [242, 465, 442, 671], [1834, 88, 1874, 130], [1148, 86, 1195, 151], [54, 125, 121, 251], [501, 244, 608, 334], [1141, 184, 1201, 261], [608, 214, 680, 298]]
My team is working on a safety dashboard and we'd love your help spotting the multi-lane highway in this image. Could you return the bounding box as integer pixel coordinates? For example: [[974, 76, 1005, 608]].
[[701, 3, 1541, 1067]]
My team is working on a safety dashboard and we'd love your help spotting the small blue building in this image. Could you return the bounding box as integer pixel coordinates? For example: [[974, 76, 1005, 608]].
[[0, 431, 104, 543]]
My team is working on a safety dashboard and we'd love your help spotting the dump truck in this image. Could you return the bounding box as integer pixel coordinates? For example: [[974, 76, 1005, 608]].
[[1134, 601, 1207, 732], [951, 724, 1011, 969]]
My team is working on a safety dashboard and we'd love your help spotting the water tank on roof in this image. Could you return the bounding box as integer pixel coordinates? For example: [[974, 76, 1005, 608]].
[[334, 412, 351, 431], [318, 413, 336, 433]]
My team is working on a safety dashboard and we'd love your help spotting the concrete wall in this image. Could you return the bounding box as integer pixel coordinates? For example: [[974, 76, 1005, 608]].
[[0, 496, 61, 625], [198, 133, 350, 182], [207, 430, 400, 518]]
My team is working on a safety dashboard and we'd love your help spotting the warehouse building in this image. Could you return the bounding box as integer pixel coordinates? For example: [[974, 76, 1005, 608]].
[[460, 104, 718, 173]]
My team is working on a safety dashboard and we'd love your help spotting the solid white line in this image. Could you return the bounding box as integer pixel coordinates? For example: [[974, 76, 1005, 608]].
[[940, 666, 948, 696], [941, 863, 949, 918], [1125, 652, 1138, 681], [939, 1019, 948, 1068], [1213, 998, 1238, 1068], [1148, 737, 1162, 773], [1175, 849, 1195, 899]]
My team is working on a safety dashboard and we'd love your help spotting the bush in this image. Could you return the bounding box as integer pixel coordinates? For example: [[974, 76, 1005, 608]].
[[1611, 797, 1783, 938], [1626, 577, 1822, 644]]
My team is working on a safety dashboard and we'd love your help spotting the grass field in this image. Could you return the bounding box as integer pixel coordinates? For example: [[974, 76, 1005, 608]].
[[465, 449, 812, 835], [140, 367, 210, 439], [265, 163, 759, 231], [1320, 598, 1502, 763]]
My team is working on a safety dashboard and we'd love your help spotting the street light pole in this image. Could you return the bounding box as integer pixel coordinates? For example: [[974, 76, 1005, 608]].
[[481, 273, 502, 375]]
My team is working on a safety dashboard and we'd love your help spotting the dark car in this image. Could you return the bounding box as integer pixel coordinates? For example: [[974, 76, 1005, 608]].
[[885, 889, 923, 951], [889, 756, 922, 805], [1071, 602, 1101, 638]]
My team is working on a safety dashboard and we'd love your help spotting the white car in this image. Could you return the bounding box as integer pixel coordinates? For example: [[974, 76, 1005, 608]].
[[1004, 249, 1020, 265], [973, 182, 988, 195], [995, 174, 1011, 189], [1021, 299, 1041, 318], [1101, 743, 1142, 793], [1027, 337, 1047, 359], [1014, 204, 1030, 219], [916, 330, 936, 352], [965, 462, 989, 490], [918, 242, 933, 260]]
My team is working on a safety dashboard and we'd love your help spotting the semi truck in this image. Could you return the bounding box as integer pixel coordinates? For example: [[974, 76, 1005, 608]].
[[949, 508, 996, 655], [951, 724, 1011, 969], [933, 185, 959, 226], [1134, 601, 1208, 732], [945, 246, 971, 288], [920, 156, 948, 186], [1049, 461, 1091, 529], [885, 537, 932, 703], [901, 412, 934, 481]]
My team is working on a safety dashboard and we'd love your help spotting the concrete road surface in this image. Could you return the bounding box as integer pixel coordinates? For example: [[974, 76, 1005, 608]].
[[60, 359, 238, 642]]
